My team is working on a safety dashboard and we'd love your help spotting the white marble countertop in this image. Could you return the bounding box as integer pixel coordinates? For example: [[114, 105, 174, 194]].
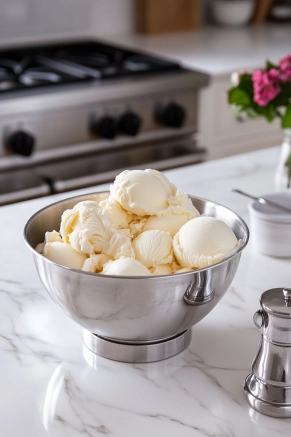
[[105, 24, 291, 77], [1, 146, 291, 437]]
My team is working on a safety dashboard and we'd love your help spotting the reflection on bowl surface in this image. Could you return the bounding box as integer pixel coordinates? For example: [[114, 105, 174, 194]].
[[24, 192, 249, 342]]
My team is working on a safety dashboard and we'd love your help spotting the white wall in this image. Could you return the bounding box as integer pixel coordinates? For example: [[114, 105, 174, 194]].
[[0, 0, 135, 41], [89, 0, 135, 36], [0, 0, 214, 44]]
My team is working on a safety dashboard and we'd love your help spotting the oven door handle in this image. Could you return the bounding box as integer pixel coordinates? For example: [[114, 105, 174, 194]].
[[41, 143, 207, 193]]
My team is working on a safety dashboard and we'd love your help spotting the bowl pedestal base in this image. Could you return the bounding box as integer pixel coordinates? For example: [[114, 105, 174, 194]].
[[82, 328, 191, 363]]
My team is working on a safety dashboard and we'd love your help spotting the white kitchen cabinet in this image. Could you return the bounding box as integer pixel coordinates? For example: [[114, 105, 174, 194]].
[[199, 75, 282, 160]]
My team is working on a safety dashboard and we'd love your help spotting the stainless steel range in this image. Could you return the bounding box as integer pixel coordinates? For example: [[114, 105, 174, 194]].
[[0, 40, 209, 206]]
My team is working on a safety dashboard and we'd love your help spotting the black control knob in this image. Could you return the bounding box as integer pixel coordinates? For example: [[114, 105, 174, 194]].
[[156, 103, 186, 128], [93, 116, 118, 139], [119, 112, 142, 136], [8, 131, 35, 157]]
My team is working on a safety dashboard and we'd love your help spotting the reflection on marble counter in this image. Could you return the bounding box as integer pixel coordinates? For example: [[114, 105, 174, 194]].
[[1, 146, 291, 437]]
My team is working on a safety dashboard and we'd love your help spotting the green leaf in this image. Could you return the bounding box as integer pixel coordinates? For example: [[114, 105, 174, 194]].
[[272, 83, 291, 107], [266, 60, 278, 71], [228, 87, 251, 107], [285, 152, 291, 169], [246, 107, 260, 118], [238, 75, 254, 98], [232, 104, 244, 117], [285, 152, 291, 188], [282, 104, 291, 128], [263, 104, 277, 122], [240, 73, 253, 81], [248, 102, 278, 123]]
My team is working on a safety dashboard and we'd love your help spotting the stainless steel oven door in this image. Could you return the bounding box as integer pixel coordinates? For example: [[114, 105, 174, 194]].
[[0, 169, 50, 206], [37, 138, 206, 193]]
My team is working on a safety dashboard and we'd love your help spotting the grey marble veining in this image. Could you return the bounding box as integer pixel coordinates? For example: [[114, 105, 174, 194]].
[[1, 146, 291, 436]]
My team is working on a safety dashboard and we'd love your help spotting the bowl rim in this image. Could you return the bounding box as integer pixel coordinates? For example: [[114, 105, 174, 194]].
[[23, 190, 249, 279]]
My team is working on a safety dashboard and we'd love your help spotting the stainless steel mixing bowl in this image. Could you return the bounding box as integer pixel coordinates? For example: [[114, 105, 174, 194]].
[[24, 192, 249, 362]]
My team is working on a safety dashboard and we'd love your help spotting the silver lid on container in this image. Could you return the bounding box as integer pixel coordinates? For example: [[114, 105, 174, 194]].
[[261, 288, 291, 317]]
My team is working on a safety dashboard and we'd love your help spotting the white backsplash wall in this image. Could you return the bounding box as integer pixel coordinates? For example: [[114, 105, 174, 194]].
[[0, 0, 135, 42], [0, 0, 211, 44], [89, 0, 135, 36]]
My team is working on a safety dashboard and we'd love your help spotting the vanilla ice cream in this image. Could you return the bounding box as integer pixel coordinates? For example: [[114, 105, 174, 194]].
[[60, 200, 134, 259], [173, 216, 238, 269], [102, 257, 152, 276], [143, 213, 190, 237], [36, 168, 240, 276], [45, 230, 63, 243], [110, 169, 172, 216], [165, 189, 199, 217], [132, 230, 173, 269], [103, 231, 134, 259], [82, 254, 112, 273], [43, 241, 87, 269], [146, 169, 175, 197], [152, 264, 173, 275], [99, 196, 132, 229], [35, 230, 62, 253], [142, 184, 199, 236], [110, 169, 199, 221], [60, 200, 110, 254]]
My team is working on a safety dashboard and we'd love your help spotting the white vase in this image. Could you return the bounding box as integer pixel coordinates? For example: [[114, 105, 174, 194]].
[[274, 129, 291, 191]]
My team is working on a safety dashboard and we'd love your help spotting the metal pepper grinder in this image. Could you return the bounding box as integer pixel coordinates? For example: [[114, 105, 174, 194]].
[[244, 288, 291, 418]]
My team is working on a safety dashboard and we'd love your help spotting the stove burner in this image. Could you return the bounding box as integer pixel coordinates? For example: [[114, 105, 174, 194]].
[[19, 67, 62, 86], [123, 56, 151, 72], [0, 41, 181, 93], [55, 49, 111, 68], [0, 79, 18, 90], [0, 66, 19, 90], [0, 67, 10, 78], [0, 56, 30, 75], [102, 66, 119, 76]]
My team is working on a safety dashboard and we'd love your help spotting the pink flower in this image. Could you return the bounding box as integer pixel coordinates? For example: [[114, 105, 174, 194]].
[[279, 54, 291, 83], [252, 68, 281, 106]]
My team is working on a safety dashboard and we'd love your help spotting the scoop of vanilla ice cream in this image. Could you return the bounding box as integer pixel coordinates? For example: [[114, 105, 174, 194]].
[[173, 216, 238, 269], [143, 213, 190, 237], [142, 188, 199, 237], [82, 254, 112, 273], [43, 241, 87, 269], [128, 216, 147, 237], [165, 189, 200, 217], [35, 230, 62, 253], [132, 230, 173, 269], [45, 230, 62, 243], [99, 196, 132, 229], [152, 264, 173, 275], [103, 232, 135, 259], [102, 257, 152, 276], [110, 169, 173, 216], [35, 242, 45, 253], [60, 200, 111, 255], [60, 200, 134, 259], [145, 169, 176, 197]]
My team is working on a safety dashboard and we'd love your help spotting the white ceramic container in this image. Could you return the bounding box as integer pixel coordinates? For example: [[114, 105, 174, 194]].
[[211, 0, 254, 27], [248, 193, 291, 257]]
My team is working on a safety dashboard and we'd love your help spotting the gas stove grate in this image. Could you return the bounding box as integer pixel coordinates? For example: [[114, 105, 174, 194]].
[[0, 40, 181, 93]]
